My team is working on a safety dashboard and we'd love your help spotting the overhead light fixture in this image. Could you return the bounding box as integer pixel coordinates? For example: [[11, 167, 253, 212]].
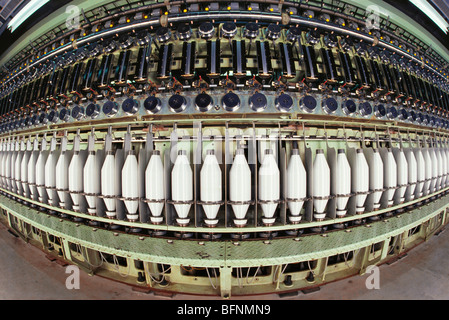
[[7, 0, 50, 33], [409, 0, 449, 34]]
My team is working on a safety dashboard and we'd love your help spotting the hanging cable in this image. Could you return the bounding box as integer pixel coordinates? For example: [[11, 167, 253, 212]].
[[206, 267, 218, 289]]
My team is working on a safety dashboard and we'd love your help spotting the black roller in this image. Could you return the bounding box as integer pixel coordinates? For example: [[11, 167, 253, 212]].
[[86, 103, 100, 118], [39, 112, 48, 124], [222, 22, 237, 38], [30, 115, 39, 125], [103, 39, 116, 53], [195, 93, 213, 112], [177, 24, 192, 40], [222, 92, 240, 112], [156, 27, 171, 42], [199, 22, 215, 39], [286, 26, 301, 42], [300, 95, 317, 113], [324, 33, 338, 48], [387, 106, 398, 119], [136, 30, 150, 45], [144, 96, 162, 114], [306, 28, 320, 45], [122, 98, 139, 114], [342, 99, 356, 115], [374, 104, 386, 118], [249, 92, 267, 112], [244, 22, 259, 39], [322, 97, 338, 114], [168, 94, 187, 113], [275, 93, 293, 112], [71, 105, 84, 120], [359, 102, 372, 117], [59, 108, 70, 121], [103, 100, 118, 117], [416, 113, 423, 124], [266, 24, 281, 40], [434, 118, 439, 128], [119, 34, 133, 49]]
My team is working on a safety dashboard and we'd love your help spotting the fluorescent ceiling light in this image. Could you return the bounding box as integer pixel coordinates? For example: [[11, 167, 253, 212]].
[[409, 0, 449, 34], [7, 0, 50, 33]]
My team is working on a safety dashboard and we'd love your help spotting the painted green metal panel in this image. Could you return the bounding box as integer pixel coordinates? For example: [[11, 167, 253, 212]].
[[1, 193, 448, 269], [0, 196, 226, 267], [226, 198, 449, 267]]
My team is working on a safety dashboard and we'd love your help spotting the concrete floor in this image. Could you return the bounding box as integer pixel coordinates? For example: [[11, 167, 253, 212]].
[[1, 221, 448, 300]]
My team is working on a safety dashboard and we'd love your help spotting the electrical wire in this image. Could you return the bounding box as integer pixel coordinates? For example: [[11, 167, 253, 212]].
[[145, 263, 171, 284], [206, 267, 218, 289]]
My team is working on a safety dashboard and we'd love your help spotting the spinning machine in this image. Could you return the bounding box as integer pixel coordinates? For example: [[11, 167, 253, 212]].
[[1, 0, 449, 298]]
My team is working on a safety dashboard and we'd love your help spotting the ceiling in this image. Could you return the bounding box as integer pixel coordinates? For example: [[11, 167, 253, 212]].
[[0, 0, 26, 33], [0, 0, 70, 51], [431, 0, 449, 25], [384, 0, 449, 50]]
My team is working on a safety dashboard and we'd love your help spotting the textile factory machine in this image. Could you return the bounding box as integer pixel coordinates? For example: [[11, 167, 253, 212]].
[[0, 0, 449, 298]]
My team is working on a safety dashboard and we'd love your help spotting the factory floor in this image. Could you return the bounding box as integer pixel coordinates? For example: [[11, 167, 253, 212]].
[[1, 221, 448, 301]]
